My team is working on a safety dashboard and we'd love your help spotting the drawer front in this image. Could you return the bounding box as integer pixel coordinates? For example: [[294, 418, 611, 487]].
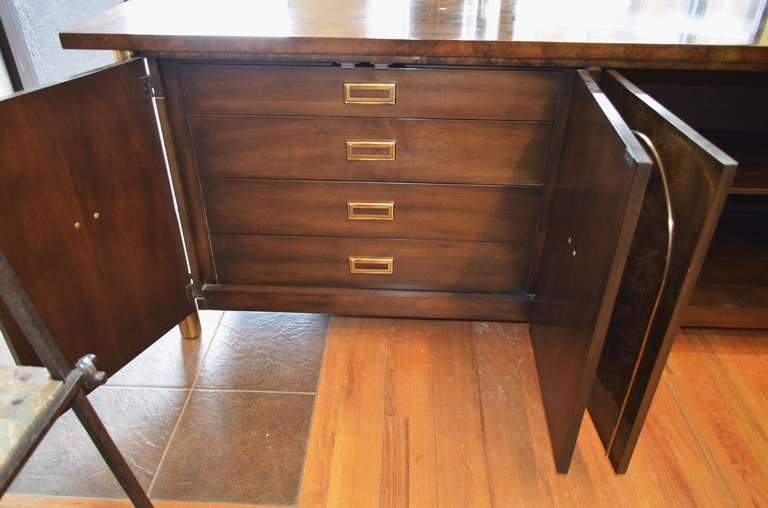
[[211, 235, 530, 293], [190, 116, 551, 185], [202, 179, 541, 242], [181, 65, 561, 121]]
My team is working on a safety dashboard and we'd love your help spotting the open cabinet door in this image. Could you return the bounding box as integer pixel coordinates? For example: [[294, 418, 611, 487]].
[[588, 70, 737, 473], [0, 59, 194, 375], [531, 69, 652, 473]]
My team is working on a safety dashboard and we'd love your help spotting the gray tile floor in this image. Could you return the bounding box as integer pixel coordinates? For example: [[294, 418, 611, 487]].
[[3, 310, 328, 504]]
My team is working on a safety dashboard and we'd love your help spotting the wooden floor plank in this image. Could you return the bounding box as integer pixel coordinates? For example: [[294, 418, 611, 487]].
[[405, 323, 439, 508], [322, 319, 386, 508], [430, 321, 492, 508], [380, 322, 412, 508], [298, 317, 356, 507], [693, 329, 768, 434], [504, 323, 636, 508], [672, 330, 768, 507], [345, 321, 388, 508], [380, 416, 409, 508], [664, 331, 765, 506], [623, 373, 728, 507], [472, 322, 554, 507], [298, 321, 767, 507]]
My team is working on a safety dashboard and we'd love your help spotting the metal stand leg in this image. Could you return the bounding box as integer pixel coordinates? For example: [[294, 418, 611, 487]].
[[178, 310, 201, 340], [71, 392, 152, 507]]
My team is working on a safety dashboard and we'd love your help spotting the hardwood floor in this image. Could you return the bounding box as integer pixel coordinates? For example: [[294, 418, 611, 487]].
[[3, 318, 766, 507], [299, 319, 768, 507]]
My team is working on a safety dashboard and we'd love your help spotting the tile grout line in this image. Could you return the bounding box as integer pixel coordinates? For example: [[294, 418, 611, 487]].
[[105, 385, 316, 396], [192, 387, 316, 395], [147, 310, 226, 497], [104, 385, 190, 391]]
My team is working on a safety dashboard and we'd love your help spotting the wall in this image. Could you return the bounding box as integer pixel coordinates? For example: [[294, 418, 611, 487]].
[[10, 0, 120, 85], [0, 54, 13, 97]]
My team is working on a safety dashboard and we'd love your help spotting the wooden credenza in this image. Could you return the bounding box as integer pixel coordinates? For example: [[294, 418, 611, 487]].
[[160, 62, 768, 329], [1, 0, 766, 475]]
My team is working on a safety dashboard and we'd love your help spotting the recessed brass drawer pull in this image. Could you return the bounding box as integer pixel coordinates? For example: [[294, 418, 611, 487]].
[[347, 201, 394, 220], [344, 83, 396, 104], [346, 140, 396, 161], [349, 256, 393, 274]]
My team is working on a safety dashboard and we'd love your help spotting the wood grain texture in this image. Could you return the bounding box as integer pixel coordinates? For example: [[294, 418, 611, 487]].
[[0, 59, 192, 375], [686, 180, 768, 329], [379, 417, 409, 508], [211, 235, 530, 293], [200, 284, 533, 321], [62, 62, 195, 374], [299, 320, 768, 507], [59, 0, 768, 69], [530, 69, 652, 473], [202, 179, 541, 242], [526, 69, 575, 292], [0, 82, 112, 371], [589, 69, 737, 472], [660, 329, 768, 506], [699, 130, 768, 195], [190, 115, 552, 185], [181, 64, 561, 121], [684, 306, 768, 329]]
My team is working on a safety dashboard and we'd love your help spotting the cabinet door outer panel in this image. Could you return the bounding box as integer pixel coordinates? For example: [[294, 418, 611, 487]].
[[0, 86, 115, 370], [589, 71, 736, 472], [0, 59, 194, 375], [531, 70, 652, 473]]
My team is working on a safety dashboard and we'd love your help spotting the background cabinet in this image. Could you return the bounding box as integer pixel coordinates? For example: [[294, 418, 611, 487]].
[[619, 70, 768, 328]]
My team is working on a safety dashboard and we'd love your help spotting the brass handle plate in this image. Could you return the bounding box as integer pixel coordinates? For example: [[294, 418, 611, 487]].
[[347, 201, 394, 221], [349, 256, 393, 274], [344, 83, 396, 104], [346, 140, 396, 161]]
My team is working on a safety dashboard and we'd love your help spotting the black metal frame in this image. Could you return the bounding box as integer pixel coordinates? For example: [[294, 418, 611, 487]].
[[0, 250, 152, 507]]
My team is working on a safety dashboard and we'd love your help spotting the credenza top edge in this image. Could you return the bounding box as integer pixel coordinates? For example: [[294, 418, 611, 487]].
[[59, 0, 768, 71]]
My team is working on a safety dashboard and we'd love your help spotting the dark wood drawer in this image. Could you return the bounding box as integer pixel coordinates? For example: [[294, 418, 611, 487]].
[[189, 115, 551, 185], [211, 234, 530, 293], [202, 179, 541, 242], [181, 65, 561, 121]]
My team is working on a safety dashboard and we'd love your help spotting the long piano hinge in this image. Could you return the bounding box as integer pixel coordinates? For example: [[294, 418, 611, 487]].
[[140, 74, 165, 99], [185, 281, 202, 301]]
